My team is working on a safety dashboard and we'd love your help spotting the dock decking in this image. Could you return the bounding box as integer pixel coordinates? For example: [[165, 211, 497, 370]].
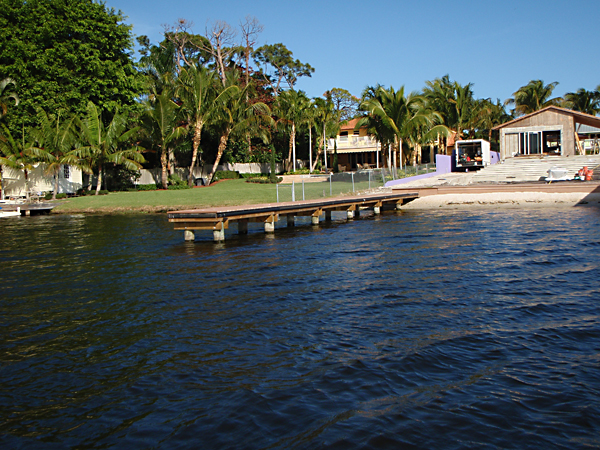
[[168, 192, 419, 241]]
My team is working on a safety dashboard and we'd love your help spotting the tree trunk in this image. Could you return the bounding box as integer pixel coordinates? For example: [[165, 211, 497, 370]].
[[207, 131, 230, 184], [95, 164, 103, 195], [286, 123, 295, 172], [188, 122, 203, 187], [309, 126, 312, 173], [53, 170, 59, 200], [161, 148, 168, 189]]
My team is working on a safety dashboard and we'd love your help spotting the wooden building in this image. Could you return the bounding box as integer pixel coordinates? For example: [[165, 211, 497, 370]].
[[493, 106, 600, 160]]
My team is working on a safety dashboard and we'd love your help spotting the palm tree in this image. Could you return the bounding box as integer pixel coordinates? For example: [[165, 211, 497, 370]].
[[0, 78, 19, 120], [275, 89, 311, 172], [207, 73, 270, 184], [176, 64, 219, 186], [77, 102, 145, 195], [506, 80, 561, 116], [311, 95, 338, 172], [563, 88, 600, 116], [0, 123, 42, 200], [32, 108, 78, 199], [142, 89, 185, 189]]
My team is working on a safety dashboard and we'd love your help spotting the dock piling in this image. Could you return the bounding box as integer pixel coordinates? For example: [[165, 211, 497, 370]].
[[184, 230, 195, 241]]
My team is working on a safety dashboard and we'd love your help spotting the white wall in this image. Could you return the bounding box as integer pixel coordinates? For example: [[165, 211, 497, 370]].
[[1, 164, 82, 198]]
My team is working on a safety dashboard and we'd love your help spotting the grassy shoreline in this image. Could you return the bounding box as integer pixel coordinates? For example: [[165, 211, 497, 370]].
[[50, 179, 365, 214], [50, 180, 278, 214]]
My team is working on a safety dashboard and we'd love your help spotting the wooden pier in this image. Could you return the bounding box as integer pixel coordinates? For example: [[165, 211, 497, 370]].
[[168, 192, 419, 242]]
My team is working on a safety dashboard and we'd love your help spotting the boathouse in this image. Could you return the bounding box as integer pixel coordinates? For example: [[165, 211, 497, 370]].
[[493, 106, 600, 160]]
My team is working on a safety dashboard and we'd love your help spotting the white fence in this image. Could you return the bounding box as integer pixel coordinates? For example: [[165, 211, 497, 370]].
[[137, 162, 284, 185]]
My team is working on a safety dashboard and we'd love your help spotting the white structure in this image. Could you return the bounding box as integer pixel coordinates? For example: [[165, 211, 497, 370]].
[[454, 139, 491, 171], [1, 164, 83, 199]]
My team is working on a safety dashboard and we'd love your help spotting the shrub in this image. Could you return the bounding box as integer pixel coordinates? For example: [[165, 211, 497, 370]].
[[167, 184, 191, 190], [135, 184, 158, 191], [246, 176, 282, 184], [212, 170, 240, 182], [44, 192, 53, 200], [168, 173, 187, 187], [56, 193, 67, 199]]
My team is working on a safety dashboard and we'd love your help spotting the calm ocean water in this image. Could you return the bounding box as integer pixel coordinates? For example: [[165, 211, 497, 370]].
[[1, 207, 599, 449]]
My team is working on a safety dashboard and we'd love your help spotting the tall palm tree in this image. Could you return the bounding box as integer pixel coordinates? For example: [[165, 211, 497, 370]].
[[0, 123, 42, 200], [506, 80, 561, 116], [207, 72, 270, 184], [176, 64, 219, 186], [275, 89, 311, 172], [311, 95, 338, 172], [77, 102, 145, 195], [142, 89, 185, 189], [32, 108, 78, 199], [563, 88, 600, 116]]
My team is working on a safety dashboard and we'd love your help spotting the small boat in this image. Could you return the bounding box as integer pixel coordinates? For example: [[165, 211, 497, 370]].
[[0, 205, 21, 218]]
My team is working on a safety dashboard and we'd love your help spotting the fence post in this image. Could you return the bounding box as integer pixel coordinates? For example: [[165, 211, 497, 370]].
[[369, 171, 371, 190], [276, 182, 279, 203], [292, 181, 295, 202], [329, 174, 332, 196], [302, 180, 305, 201], [351, 172, 355, 193]]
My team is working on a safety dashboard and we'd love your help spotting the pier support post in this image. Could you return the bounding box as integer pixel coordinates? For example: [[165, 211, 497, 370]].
[[374, 206, 381, 215], [238, 220, 248, 235], [311, 215, 320, 225], [213, 228, 225, 242], [355, 208, 360, 218], [184, 230, 195, 241], [325, 211, 332, 221], [347, 210, 355, 220], [287, 215, 295, 227], [396, 200, 404, 210], [265, 222, 275, 233]]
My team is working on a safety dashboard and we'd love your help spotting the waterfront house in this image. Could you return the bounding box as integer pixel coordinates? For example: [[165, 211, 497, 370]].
[[492, 106, 600, 160], [327, 119, 381, 170], [1, 164, 82, 199]]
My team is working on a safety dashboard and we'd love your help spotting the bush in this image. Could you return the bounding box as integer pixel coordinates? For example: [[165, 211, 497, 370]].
[[168, 173, 187, 187], [285, 168, 310, 175], [167, 184, 191, 190], [213, 170, 240, 182], [246, 176, 282, 184], [135, 184, 158, 191], [56, 193, 67, 199]]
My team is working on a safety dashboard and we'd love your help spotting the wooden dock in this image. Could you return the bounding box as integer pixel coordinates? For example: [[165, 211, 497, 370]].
[[168, 192, 419, 241]]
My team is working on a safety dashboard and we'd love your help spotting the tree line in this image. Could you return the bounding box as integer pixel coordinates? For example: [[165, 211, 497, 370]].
[[1, 0, 599, 198]]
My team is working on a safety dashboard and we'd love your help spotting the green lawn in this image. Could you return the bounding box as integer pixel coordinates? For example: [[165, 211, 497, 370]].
[[53, 180, 279, 213], [53, 176, 385, 214]]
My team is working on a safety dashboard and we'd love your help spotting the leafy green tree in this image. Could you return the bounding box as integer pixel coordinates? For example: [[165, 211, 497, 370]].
[[0, 0, 144, 133], [506, 80, 561, 116], [253, 43, 314, 94], [77, 102, 145, 195], [329, 88, 360, 122]]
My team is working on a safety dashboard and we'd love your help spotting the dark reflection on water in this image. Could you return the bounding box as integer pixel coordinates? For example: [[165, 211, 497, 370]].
[[1, 209, 599, 449]]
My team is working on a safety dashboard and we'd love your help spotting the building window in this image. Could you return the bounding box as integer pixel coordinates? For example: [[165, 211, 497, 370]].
[[63, 165, 70, 179]]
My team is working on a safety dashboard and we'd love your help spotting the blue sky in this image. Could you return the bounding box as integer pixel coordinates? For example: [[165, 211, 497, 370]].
[[108, 0, 599, 104]]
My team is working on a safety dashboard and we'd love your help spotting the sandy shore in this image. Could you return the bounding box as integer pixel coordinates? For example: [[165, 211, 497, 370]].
[[399, 191, 600, 209]]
